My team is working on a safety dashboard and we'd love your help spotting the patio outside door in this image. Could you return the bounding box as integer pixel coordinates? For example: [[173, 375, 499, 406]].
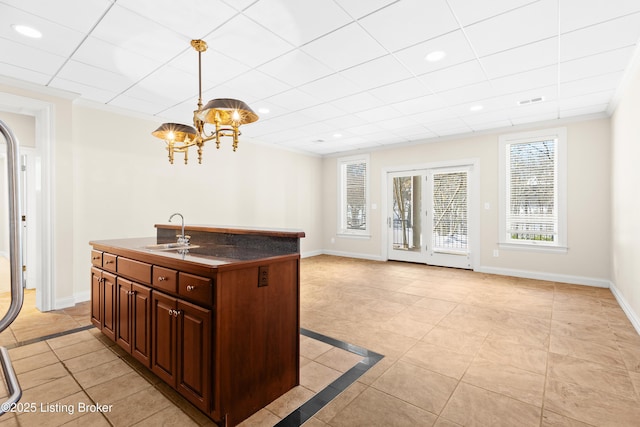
[[387, 166, 471, 269]]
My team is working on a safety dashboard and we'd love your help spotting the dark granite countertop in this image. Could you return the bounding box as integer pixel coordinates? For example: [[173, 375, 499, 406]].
[[89, 237, 298, 271]]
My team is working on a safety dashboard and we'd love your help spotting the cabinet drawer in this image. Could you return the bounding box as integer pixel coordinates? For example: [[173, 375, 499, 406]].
[[179, 272, 213, 306], [118, 257, 152, 284], [90, 250, 103, 267], [103, 253, 117, 272], [153, 266, 177, 293]]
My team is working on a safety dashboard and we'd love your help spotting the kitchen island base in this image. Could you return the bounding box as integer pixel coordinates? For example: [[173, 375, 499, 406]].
[[90, 225, 304, 426]]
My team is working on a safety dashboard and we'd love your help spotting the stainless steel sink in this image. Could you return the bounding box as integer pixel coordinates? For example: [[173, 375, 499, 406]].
[[142, 243, 198, 251]]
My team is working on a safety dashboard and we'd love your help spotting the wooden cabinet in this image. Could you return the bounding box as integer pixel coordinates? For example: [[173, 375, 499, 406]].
[[116, 277, 152, 367], [90, 266, 116, 341], [151, 291, 211, 412], [90, 239, 300, 427]]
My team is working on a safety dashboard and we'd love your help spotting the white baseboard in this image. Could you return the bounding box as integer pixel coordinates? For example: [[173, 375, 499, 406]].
[[321, 249, 384, 262], [54, 295, 78, 310], [301, 249, 324, 258], [609, 281, 640, 336], [476, 265, 611, 288]]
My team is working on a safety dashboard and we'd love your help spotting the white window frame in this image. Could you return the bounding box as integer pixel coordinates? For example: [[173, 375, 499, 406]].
[[337, 154, 370, 238], [498, 127, 567, 253]]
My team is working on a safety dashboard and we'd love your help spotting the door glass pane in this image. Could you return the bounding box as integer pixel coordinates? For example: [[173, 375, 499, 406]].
[[392, 175, 422, 252], [432, 171, 468, 252]]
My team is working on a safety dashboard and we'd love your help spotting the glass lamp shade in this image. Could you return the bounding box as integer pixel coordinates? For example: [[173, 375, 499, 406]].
[[196, 98, 259, 125], [152, 123, 197, 143]]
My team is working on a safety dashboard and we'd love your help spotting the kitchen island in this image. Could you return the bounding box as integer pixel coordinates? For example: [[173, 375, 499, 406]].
[[90, 224, 305, 426]]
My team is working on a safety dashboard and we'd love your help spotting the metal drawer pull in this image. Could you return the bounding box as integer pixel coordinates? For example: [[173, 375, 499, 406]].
[[186, 285, 195, 291], [158, 276, 168, 281], [168, 309, 181, 317], [105, 260, 114, 264], [128, 291, 135, 296], [92, 256, 100, 260]]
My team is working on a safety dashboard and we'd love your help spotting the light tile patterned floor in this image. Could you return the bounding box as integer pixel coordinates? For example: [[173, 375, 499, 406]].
[[1, 255, 640, 426]]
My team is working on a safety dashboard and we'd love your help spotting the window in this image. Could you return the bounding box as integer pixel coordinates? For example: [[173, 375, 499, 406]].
[[499, 128, 567, 251], [338, 155, 369, 237]]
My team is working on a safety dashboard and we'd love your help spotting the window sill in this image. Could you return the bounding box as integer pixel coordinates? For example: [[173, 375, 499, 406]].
[[337, 232, 371, 240], [499, 242, 568, 254]]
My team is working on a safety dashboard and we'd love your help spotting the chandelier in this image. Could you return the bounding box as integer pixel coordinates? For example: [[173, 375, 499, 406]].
[[151, 39, 259, 164]]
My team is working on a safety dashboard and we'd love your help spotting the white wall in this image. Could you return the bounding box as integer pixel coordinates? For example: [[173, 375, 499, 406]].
[[611, 56, 640, 331], [71, 105, 324, 300], [322, 118, 612, 285]]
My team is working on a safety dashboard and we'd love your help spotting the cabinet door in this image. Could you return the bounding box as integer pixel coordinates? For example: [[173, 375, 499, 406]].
[[132, 282, 152, 367], [116, 277, 133, 353], [90, 267, 103, 329], [102, 271, 117, 341], [177, 299, 211, 413], [151, 291, 177, 386]]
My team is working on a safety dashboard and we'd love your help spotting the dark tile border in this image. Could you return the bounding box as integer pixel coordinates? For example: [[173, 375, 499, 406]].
[[5, 325, 383, 426], [3, 324, 95, 349], [275, 328, 384, 427]]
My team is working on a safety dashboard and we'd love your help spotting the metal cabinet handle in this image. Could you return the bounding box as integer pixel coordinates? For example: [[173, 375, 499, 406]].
[[92, 256, 100, 260], [186, 285, 195, 292], [168, 309, 175, 316], [158, 276, 167, 281], [168, 309, 181, 317], [128, 291, 135, 296], [105, 260, 114, 264]]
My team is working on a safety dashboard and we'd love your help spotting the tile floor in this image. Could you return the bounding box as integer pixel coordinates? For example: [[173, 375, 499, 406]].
[[1, 255, 640, 426]]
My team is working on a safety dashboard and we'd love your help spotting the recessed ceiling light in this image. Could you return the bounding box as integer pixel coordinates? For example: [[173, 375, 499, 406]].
[[425, 50, 446, 62], [12, 24, 42, 39], [469, 105, 483, 112]]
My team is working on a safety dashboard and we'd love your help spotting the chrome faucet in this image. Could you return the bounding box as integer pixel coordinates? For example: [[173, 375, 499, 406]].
[[168, 213, 189, 245]]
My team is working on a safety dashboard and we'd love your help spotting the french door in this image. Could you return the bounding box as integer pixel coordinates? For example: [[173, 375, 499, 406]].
[[387, 166, 472, 269]]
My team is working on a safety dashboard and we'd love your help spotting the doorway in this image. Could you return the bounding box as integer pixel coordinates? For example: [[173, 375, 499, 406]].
[[385, 163, 476, 269]]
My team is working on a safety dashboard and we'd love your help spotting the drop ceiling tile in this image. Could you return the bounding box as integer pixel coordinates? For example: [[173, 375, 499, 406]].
[[559, 13, 640, 62], [358, 0, 459, 52], [219, 70, 292, 102], [0, 4, 87, 57], [301, 23, 387, 72], [1, 0, 113, 33], [48, 77, 117, 103], [340, 55, 413, 91], [355, 105, 404, 122], [377, 116, 423, 132], [108, 93, 170, 115], [329, 92, 385, 114], [419, 60, 487, 93], [490, 65, 558, 96], [244, 0, 352, 46], [170, 48, 251, 89], [128, 65, 197, 106], [336, 0, 399, 19], [258, 49, 334, 87], [298, 73, 364, 102], [343, 122, 386, 137], [559, 104, 609, 118], [91, 4, 187, 64], [438, 82, 495, 108], [263, 88, 323, 111], [559, 0, 640, 33], [55, 60, 136, 94], [464, 0, 557, 57], [446, 0, 538, 26], [508, 100, 559, 119], [72, 36, 162, 81], [481, 38, 558, 79], [559, 46, 635, 83], [298, 103, 348, 122], [220, 0, 255, 12], [394, 30, 477, 76], [392, 94, 445, 116], [204, 14, 294, 67], [117, 0, 236, 39], [469, 120, 513, 132], [0, 63, 50, 86], [367, 78, 433, 104], [510, 111, 558, 125], [558, 90, 615, 110], [462, 109, 513, 126], [409, 107, 459, 125], [0, 38, 66, 76], [559, 72, 624, 99]]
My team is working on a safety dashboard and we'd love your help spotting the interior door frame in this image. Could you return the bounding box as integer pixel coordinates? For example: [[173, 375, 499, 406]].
[[381, 158, 480, 270]]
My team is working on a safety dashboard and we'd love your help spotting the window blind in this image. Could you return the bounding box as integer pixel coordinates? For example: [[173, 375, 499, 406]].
[[506, 139, 557, 243], [344, 161, 367, 231]]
